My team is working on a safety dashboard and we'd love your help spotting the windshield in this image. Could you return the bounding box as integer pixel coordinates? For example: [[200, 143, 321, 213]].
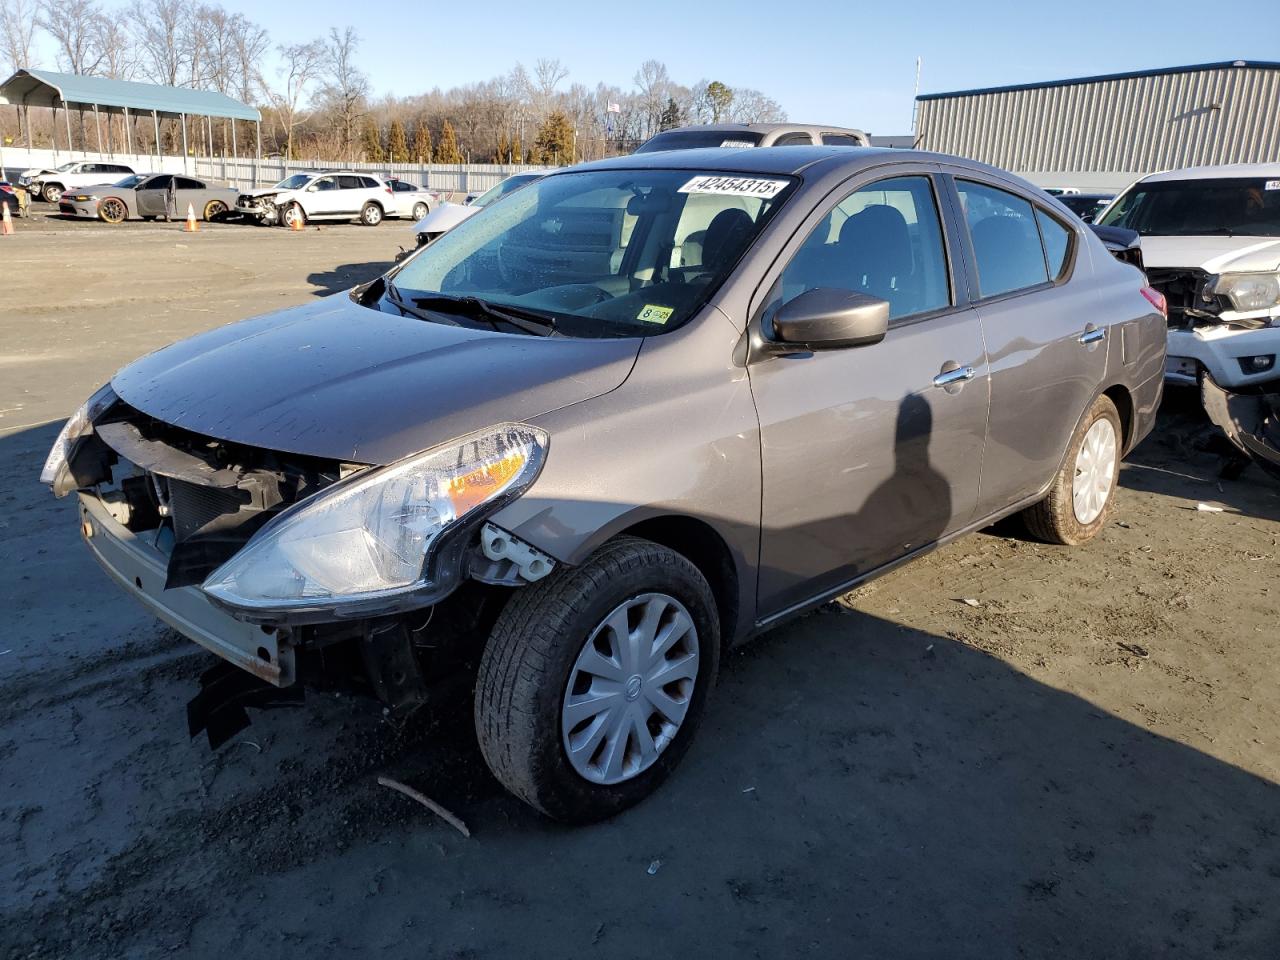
[[274, 174, 312, 190], [56, 162, 78, 172], [635, 130, 764, 153], [471, 174, 541, 208], [1099, 177, 1280, 237], [388, 168, 795, 338], [113, 175, 145, 188]]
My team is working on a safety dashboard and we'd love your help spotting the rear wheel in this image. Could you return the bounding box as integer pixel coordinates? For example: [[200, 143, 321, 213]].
[[475, 537, 719, 823], [411, 201, 429, 220], [1022, 394, 1121, 545], [360, 201, 384, 226], [98, 197, 127, 223], [42, 183, 63, 203], [202, 199, 227, 221]]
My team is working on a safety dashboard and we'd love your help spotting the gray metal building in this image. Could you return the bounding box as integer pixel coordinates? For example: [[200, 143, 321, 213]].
[[914, 60, 1280, 192]]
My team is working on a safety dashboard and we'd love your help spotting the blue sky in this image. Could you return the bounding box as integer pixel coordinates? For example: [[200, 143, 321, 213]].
[[31, 0, 1280, 134]]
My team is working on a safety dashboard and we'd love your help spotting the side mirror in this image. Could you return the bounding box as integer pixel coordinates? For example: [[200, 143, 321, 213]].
[[306, 185, 318, 192], [770, 288, 890, 350]]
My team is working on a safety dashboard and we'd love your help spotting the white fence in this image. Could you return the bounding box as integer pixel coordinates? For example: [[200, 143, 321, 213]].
[[0, 146, 551, 195]]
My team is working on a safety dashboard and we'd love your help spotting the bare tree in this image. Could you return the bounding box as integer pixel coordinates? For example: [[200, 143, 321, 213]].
[[318, 27, 369, 163], [633, 59, 670, 139], [130, 0, 187, 86], [1, 0, 39, 142], [730, 88, 786, 124], [266, 39, 325, 161], [532, 56, 567, 114], [93, 15, 137, 79], [39, 0, 107, 74]]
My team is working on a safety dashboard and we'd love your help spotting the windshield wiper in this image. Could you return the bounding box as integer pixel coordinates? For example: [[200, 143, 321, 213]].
[[383, 281, 461, 326], [410, 293, 558, 337]]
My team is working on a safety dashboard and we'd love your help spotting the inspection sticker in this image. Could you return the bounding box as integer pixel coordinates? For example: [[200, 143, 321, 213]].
[[1266, 180, 1280, 191], [678, 175, 788, 198], [637, 304, 674, 325], [719, 139, 756, 149]]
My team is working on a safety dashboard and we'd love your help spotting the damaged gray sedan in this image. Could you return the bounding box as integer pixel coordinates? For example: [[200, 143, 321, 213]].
[[42, 147, 1165, 822]]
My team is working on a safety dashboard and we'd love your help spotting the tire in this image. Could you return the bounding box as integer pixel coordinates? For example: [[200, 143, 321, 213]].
[[42, 183, 63, 204], [1022, 394, 1122, 545], [203, 199, 227, 221], [98, 197, 128, 223], [360, 201, 383, 226], [281, 202, 305, 229], [475, 536, 720, 823], [411, 201, 429, 221]]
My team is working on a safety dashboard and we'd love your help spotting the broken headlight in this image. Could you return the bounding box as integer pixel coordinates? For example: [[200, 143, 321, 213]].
[[1208, 272, 1280, 314], [39, 384, 116, 497], [201, 423, 547, 613]]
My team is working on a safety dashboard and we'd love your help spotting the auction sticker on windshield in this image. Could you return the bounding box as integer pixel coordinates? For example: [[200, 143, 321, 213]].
[[679, 175, 788, 198]]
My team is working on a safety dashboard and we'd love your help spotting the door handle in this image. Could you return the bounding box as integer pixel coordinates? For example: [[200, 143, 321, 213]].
[[1078, 326, 1106, 345], [932, 365, 976, 388]]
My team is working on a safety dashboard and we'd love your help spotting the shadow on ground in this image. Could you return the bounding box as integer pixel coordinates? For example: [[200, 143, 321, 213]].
[[307, 260, 396, 297]]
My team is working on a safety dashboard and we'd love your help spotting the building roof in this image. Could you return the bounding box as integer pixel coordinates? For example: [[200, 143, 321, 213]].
[[0, 68, 260, 121], [918, 60, 1280, 102]]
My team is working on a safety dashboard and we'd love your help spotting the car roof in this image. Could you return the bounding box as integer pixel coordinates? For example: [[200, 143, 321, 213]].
[[563, 145, 1002, 180], [1140, 162, 1280, 182], [659, 122, 868, 136]]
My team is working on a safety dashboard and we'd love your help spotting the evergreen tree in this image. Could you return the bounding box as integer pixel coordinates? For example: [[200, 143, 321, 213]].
[[533, 110, 574, 164], [659, 97, 683, 131], [510, 135, 523, 164], [493, 133, 510, 163], [436, 120, 463, 163], [361, 120, 385, 162], [387, 119, 409, 162], [411, 123, 433, 163], [705, 81, 734, 122]]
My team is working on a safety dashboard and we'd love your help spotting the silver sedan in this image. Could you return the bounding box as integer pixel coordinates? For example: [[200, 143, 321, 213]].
[[59, 173, 239, 223]]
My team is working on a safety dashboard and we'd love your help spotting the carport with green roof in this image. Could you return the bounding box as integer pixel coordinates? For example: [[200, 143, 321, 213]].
[[0, 68, 262, 176]]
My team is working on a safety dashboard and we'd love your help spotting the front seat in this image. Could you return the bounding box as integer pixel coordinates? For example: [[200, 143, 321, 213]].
[[833, 204, 915, 313], [700, 208, 754, 275]]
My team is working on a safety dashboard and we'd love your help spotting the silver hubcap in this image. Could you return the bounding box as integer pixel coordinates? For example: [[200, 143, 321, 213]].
[[1073, 417, 1117, 524], [561, 593, 699, 786]]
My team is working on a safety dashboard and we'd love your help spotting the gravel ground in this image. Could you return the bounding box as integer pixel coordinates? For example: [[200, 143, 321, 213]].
[[1, 214, 1278, 959]]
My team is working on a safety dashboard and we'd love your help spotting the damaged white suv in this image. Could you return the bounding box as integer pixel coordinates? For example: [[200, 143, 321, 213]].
[[1097, 164, 1280, 390], [236, 170, 394, 227]]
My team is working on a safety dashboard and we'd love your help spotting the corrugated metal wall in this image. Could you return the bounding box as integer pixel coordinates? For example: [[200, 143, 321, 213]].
[[917, 65, 1280, 173]]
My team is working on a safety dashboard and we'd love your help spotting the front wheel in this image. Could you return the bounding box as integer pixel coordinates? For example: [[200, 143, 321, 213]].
[[281, 202, 305, 229], [1022, 394, 1122, 545], [475, 537, 720, 823], [360, 201, 383, 226], [98, 197, 128, 223]]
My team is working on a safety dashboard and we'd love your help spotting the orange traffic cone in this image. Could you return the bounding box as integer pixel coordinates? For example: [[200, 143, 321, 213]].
[[184, 203, 198, 232], [1, 201, 13, 236], [290, 208, 303, 232]]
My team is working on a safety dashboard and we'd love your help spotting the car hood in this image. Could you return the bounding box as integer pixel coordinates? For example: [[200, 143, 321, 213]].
[[412, 201, 477, 234], [110, 295, 640, 464], [240, 187, 285, 198], [1140, 235, 1280, 273]]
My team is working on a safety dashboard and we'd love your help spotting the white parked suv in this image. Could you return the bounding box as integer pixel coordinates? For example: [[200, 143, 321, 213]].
[[19, 160, 137, 203], [1097, 163, 1280, 390], [236, 171, 396, 227]]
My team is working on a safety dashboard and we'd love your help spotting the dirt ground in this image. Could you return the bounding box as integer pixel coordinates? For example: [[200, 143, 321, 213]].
[[1, 213, 1278, 959]]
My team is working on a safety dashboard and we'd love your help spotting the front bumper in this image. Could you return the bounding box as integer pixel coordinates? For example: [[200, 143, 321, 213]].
[[78, 492, 296, 686], [1166, 323, 1280, 389], [59, 201, 98, 218]]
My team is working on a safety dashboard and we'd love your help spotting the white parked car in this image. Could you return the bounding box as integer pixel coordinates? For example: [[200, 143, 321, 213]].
[[385, 178, 439, 221], [236, 171, 396, 227], [406, 172, 544, 251], [19, 160, 137, 204], [1097, 163, 1280, 390]]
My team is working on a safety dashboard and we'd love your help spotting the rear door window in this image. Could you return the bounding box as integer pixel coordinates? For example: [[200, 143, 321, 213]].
[[338, 175, 364, 190], [956, 181, 1049, 297], [773, 132, 814, 146], [822, 133, 862, 146]]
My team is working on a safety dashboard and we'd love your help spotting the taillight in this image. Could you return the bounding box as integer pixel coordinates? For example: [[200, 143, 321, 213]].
[[1140, 285, 1167, 319], [0, 184, 13, 194], [385, 187, 393, 195]]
